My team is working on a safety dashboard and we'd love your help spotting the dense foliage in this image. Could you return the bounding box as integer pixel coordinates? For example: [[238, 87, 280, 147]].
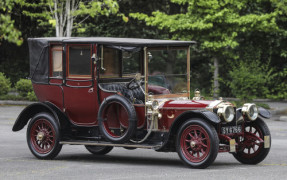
[[131, 0, 286, 99], [0, 72, 11, 96], [0, 0, 23, 45], [1, 0, 287, 100], [228, 60, 273, 101], [15, 78, 33, 97]]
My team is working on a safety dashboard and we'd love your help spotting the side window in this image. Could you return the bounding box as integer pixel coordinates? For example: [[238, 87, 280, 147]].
[[100, 47, 120, 78], [51, 45, 63, 77], [122, 51, 141, 75], [68, 45, 91, 77], [100, 47, 141, 78]]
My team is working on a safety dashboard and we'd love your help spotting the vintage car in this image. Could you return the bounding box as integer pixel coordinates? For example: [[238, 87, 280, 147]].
[[12, 37, 271, 168]]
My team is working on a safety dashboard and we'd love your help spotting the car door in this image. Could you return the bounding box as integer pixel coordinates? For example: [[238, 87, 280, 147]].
[[63, 43, 99, 125]]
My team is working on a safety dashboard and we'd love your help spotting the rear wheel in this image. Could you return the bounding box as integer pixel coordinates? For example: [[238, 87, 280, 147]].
[[233, 118, 271, 164], [27, 113, 62, 159], [85, 146, 113, 155], [176, 119, 219, 169]]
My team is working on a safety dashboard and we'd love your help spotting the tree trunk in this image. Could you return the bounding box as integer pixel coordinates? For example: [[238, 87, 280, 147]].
[[54, 0, 60, 37], [66, 0, 71, 37], [213, 57, 219, 98]]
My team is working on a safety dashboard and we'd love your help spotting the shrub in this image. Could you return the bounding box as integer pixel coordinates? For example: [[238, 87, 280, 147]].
[[267, 67, 287, 100], [15, 79, 33, 97], [228, 60, 272, 102], [27, 91, 37, 101], [0, 72, 11, 96]]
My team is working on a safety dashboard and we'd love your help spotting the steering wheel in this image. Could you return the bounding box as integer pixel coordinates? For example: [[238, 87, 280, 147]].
[[127, 73, 142, 90]]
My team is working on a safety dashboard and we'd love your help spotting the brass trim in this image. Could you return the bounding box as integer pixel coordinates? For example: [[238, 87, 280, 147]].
[[144, 47, 148, 118], [167, 114, 175, 119], [101, 45, 105, 71], [264, 135, 270, 148], [187, 46, 191, 99], [229, 139, 236, 152]]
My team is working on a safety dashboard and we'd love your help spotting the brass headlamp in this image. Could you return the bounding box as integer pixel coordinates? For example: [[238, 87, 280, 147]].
[[242, 103, 258, 121]]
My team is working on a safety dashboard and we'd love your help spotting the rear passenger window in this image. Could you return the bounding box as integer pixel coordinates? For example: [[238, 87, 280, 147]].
[[100, 47, 120, 78], [51, 45, 62, 77], [68, 45, 91, 76]]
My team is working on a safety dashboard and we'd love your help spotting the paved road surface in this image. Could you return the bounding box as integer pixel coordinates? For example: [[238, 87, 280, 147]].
[[0, 105, 287, 180]]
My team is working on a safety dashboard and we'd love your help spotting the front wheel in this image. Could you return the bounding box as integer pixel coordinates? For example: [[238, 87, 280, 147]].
[[27, 113, 62, 159], [176, 119, 219, 169], [85, 146, 113, 155], [233, 118, 271, 164]]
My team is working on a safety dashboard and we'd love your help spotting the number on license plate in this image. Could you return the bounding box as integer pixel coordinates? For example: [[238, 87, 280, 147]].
[[221, 125, 242, 134]]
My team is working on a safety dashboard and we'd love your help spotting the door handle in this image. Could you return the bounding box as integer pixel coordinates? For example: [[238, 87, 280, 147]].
[[88, 88, 94, 93]]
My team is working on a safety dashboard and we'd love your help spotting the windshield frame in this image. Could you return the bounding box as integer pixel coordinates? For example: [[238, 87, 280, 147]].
[[144, 46, 190, 100]]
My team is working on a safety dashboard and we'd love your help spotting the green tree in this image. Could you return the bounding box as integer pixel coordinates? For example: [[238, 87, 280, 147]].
[[131, 0, 279, 97], [20, 0, 121, 37], [0, 0, 23, 45], [228, 60, 273, 101]]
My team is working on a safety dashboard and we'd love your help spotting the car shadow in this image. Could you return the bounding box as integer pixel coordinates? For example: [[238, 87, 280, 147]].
[[54, 153, 243, 169], [56, 153, 184, 167]]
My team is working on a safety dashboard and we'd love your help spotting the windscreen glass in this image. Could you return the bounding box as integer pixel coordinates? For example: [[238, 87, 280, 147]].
[[148, 48, 188, 95]]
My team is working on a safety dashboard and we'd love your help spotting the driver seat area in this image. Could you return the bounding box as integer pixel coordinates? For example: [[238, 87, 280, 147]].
[[99, 83, 144, 104]]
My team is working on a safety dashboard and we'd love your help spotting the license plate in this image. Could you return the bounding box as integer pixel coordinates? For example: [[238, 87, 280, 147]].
[[221, 125, 242, 135]]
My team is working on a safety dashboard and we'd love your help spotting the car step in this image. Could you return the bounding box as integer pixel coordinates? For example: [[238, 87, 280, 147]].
[[60, 140, 162, 149]]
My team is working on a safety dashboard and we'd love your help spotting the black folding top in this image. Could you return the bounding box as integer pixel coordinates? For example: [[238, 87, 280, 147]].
[[29, 37, 196, 47], [28, 37, 195, 84]]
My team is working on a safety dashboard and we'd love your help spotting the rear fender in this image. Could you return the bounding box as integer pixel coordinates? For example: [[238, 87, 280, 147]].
[[12, 102, 67, 132]]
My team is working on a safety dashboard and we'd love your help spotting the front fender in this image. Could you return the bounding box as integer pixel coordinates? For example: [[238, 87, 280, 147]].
[[156, 110, 220, 152], [12, 102, 60, 132], [169, 110, 220, 133], [174, 110, 221, 124], [258, 107, 271, 119]]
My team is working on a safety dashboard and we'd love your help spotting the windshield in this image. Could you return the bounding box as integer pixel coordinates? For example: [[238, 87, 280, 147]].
[[147, 48, 188, 97]]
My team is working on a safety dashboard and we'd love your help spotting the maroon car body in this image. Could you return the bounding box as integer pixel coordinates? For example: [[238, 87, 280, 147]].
[[13, 37, 271, 168]]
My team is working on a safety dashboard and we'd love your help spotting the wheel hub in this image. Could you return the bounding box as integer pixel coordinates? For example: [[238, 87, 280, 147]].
[[190, 139, 202, 151], [37, 131, 45, 141], [190, 141, 196, 148]]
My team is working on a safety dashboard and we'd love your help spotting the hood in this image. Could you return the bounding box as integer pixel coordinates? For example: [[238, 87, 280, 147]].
[[162, 99, 215, 109]]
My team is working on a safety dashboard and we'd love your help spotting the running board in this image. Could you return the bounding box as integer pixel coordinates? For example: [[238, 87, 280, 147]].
[[60, 140, 162, 149]]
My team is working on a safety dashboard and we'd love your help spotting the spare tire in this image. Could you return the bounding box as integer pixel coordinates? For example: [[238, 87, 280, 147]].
[[98, 94, 137, 143]]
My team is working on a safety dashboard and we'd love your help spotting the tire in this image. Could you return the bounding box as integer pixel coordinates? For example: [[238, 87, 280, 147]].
[[26, 112, 62, 159], [85, 146, 113, 155], [123, 147, 137, 150], [176, 119, 219, 169], [98, 95, 137, 143], [233, 118, 271, 164]]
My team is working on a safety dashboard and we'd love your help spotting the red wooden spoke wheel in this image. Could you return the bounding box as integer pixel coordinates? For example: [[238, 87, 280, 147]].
[[30, 119, 56, 154], [239, 124, 263, 158], [27, 113, 62, 159], [180, 125, 211, 163], [176, 119, 219, 169], [233, 118, 271, 164]]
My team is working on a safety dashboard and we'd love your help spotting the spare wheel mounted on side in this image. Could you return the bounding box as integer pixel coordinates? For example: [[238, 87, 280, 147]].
[[98, 94, 138, 143]]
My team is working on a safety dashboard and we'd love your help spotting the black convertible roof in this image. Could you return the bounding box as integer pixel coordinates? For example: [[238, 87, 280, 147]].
[[28, 37, 195, 84], [28, 37, 196, 47]]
